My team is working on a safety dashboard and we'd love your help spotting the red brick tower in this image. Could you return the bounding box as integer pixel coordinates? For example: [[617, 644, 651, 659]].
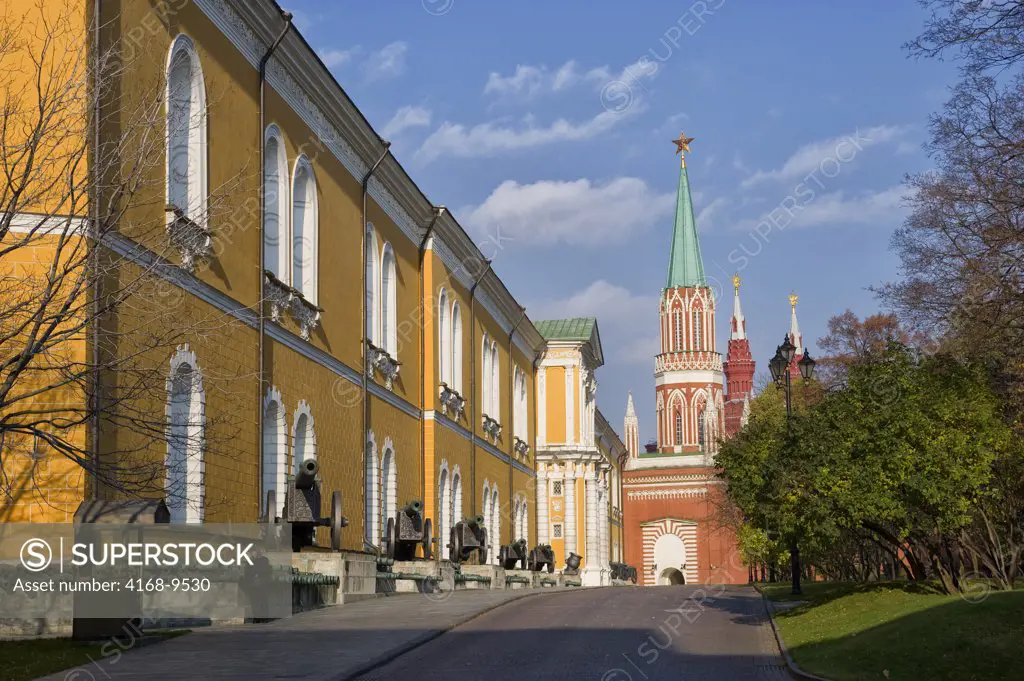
[[723, 275, 755, 436]]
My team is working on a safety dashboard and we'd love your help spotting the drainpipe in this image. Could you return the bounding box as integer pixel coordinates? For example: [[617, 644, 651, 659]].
[[359, 142, 391, 549], [418, 206, 446, 514], [506, 306, 526, 537], [256, 11, 293, 519], [468, 260, 492, 516], [89, 0, 102, 499], [616, 449, 629, 564]]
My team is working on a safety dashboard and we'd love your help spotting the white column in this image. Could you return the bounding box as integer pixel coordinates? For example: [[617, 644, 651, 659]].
[[600, 469, 610, 581], [582, 464, 600, 585], [564, 462, 577, 556], [536, 464, 549, 545]]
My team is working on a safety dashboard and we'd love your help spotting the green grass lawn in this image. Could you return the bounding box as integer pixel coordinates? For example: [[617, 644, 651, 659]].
[[761, 581, 1024, 681], [0, 631, 188, 681]]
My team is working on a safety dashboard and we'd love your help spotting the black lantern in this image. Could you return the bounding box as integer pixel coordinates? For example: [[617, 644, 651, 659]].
[[769, 348, 787, 385], [780, 334, 797, 364], [798, 351, 816, 380]]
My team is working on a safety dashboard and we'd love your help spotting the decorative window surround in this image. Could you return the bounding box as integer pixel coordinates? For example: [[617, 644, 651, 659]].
[[290, 292, 322, 341], [438, 382, 465, 419], [165, 206, 212, 273], [481, 413, 502, 441], [263, 270, 322, 340], [367, 340, 400, 390], [513, 435, 530, 457]]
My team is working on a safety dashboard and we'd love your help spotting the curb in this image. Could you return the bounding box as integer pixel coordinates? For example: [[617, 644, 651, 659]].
[[330, 587, 590, 681], [757, 587, 834, 681]]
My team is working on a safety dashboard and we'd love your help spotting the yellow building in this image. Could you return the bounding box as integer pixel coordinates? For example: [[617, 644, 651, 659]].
[[0, 0, 546, 562], [534, 319, 626, 585]]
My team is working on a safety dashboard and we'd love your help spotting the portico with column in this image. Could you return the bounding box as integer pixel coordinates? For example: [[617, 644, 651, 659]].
[[534, 318, 627, 584]]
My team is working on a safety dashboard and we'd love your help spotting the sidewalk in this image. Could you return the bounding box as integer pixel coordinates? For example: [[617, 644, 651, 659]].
[[37, 589, 555, 681]]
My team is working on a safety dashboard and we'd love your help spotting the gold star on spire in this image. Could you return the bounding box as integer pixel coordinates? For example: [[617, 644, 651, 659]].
[[732, 274, 741, 292], [672, 132, 694, 167]]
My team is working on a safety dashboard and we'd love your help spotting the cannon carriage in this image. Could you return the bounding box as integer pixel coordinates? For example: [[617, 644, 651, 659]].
[[498, 539, 528, 570], [262, 458, 348, 552], [382, 500, 433, 561], [528, 544, 556, 573], [447, 515, 488, 564]]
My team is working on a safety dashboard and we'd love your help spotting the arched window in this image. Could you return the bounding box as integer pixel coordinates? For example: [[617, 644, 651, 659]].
[[516, 496, 528, 542], [261, 387, 286, 519], [166, 35, 207, 223], [438, 462, 450, 558], [673, 307, 683, 351], [451, 469, 463, 537], [438, 289, 449, 385], [490, 488, 500, 564], [513, 367, 526, 440], [380, 442, 397, 535], [692, 308, 703, 351], [365, 434, 379, 546], [365, 226, 379, 344], [674, 407, 683, 446], [481, 334, 491, 415], [292, 401, 316, 473], [698, 410, 706, 449], [481, 481, 492, 553], [490, 341, 500, 420], [263, 125, 288, 281], [166, 346, 205, 523], [291, 156, 318, 303], [451, 301, 463, 393], [380, 243, 397, 356]]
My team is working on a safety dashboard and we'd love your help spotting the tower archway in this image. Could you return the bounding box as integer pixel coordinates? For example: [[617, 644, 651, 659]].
[[659, 567, 686, 585]]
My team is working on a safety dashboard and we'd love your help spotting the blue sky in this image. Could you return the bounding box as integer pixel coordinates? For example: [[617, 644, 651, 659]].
[[283, 0, 956, 443]]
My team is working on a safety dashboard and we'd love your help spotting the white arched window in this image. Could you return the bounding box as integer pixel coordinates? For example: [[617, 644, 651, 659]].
[[481, 334, 491, 415], [166, 35, 207, 223], [166, 345, 205, 523], [490, 341, 500, 421], [451, 468, 463, 540], [513, 367, 528, 441], [481, 481, 492, 554], [263, 125, 289, 281], [517, 496, 528, 542], [438, 289, 450, 385], [692, 308, 703, 351], [292, 401, 316, 475], [438, 461, 450, 558], [365, 226, 379, 345], [291, 156, 318, 303], [381, 243, 397, 356], [380, 441, 397, 536], [261, 387, 287, 518], [490, 487, 500, 564], [673, 307, 683, 351], [365, 433, 379, 546], [451, 301, 463, 393]]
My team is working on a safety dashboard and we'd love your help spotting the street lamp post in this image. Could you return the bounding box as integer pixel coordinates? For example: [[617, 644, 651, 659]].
[[768, 333, 816, 595]]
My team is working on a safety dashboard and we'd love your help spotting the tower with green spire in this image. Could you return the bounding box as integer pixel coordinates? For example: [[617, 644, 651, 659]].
[[652, 133, 724, 458]]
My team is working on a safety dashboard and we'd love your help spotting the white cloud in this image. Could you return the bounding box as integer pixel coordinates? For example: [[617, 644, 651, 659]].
[[461, 177, 674, 247], [736, 186, 906, 231], [484, 61, 583, 98], [380, 105, 432, 138], [695, 196, 727, 232], [741, 125, 909, 188], [415, 107, 640, 164], [320, 47, 359, 69], [364, 41, 408, 81], [528, 281, 659, 366]]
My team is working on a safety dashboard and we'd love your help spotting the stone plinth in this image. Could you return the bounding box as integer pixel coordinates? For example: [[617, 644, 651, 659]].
[[456, 565, 505, 590]]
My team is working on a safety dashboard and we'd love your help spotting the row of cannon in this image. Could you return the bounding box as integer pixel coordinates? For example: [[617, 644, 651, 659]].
[[259, 459, 563, 572]]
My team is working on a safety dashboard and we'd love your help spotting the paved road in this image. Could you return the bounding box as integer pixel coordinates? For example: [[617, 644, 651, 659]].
[[357, 585, 790, 681]]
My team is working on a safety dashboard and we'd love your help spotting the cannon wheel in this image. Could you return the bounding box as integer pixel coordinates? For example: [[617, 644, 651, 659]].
[[263, 490, 277, 524], [384, 517, 396, 559], [450, 527, 464, 564], [421, 518, 433, 560], [330, 491, 344, 551]]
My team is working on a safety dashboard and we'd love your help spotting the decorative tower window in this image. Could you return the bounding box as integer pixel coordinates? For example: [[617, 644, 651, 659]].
[[674, 409, 683, 446], [692, 308, 703, 350], [698, 410, 706, 450], [673, 307, 683, 351], [552, 480, 563, 496]]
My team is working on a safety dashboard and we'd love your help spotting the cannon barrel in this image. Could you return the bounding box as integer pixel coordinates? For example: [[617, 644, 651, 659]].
[[295, 458, 319, 490], [403, 500, 423, 516], [468, 514, 485, 527]]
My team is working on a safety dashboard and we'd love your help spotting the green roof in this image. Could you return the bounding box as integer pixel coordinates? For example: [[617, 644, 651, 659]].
[[534, 317, 596, 341], [534, 317, 604, 366], [665, 161, 707, 289]]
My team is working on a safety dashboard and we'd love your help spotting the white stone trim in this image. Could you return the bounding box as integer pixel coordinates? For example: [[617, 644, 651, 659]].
[[261, 385, 287, 518], [291, 399, 316, 472], [165, 344, 206, 524]]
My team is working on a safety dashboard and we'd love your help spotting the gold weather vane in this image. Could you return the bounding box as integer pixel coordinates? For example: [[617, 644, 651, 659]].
[[672, 132, 695, 167], [789, 293, 799, 309], [732, 274, 741, 292]]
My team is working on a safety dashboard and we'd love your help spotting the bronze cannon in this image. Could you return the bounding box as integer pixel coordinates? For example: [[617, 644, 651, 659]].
[[528, 544, 556, 573], [498, 539, 528, 570], [448, 515, 488, 564], [382, 500, 433, 561], [262, 458, 348, 552]]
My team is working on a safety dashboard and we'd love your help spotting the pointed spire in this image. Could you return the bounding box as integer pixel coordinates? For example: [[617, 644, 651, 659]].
[[666, 132, 707, 289], [625, 391, 636, 417], [730, 274, 746, 340], [789, 293, 803, 354], [624, 391, 639, 458]]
